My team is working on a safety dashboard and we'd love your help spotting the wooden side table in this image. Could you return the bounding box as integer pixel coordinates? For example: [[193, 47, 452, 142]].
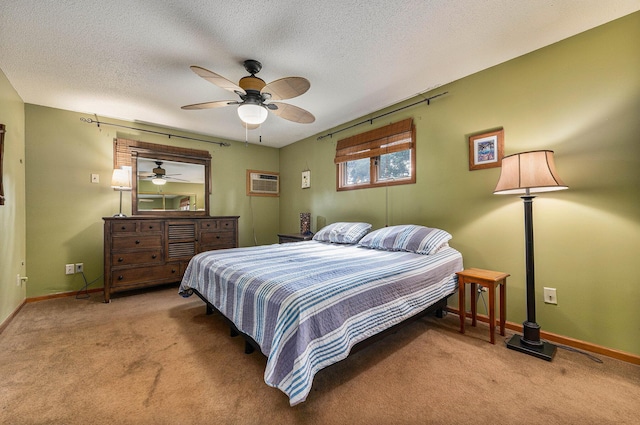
[[277, 233, 314, 243], [456, 268, 509, 344]]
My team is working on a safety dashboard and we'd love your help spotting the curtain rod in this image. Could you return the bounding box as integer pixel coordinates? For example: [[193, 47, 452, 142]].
[[80, 117, 231, 147], [317, 91, 448, 141]]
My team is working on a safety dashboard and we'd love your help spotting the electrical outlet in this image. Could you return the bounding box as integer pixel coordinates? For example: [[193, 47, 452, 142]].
[[543, 287, 557, 305], [75, 263, 84, 273], [91, 174, 99, 183], [65, 264, 75, 275]]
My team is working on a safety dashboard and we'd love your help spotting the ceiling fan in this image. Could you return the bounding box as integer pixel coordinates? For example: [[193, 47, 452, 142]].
[[139, 161, 185, 186], [181, 59, 315, 128]]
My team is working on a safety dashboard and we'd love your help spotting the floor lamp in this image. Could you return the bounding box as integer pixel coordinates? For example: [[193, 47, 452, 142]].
[[494, 150, 567, 361], [111, 168, 132, 217]]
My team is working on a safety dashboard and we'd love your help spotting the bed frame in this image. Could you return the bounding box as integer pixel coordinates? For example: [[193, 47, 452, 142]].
[[188, 288, 450, 356]]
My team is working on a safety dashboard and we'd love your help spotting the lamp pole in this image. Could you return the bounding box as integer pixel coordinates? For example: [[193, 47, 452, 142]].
[[505, 192, 556, 360]]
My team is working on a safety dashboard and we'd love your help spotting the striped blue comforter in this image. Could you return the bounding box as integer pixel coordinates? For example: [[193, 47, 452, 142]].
[[179, 241, 463, 405]]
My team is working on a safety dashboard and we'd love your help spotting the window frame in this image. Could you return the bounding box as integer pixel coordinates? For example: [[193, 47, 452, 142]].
[[335, 119, 416, 191]]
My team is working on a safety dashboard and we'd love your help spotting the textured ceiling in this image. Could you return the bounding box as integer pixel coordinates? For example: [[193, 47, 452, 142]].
[[1, 1, 638, 148]]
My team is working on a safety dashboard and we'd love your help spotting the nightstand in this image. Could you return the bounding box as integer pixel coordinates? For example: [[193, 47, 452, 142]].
[[456, 268, 509, 344], [278, 233, 314, 243]]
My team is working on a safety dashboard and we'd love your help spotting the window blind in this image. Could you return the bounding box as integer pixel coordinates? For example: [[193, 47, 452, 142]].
[[334, 118, 413, 164]]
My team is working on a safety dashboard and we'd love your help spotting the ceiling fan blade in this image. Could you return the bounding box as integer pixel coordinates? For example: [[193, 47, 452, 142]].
[[261, 77, 310, 100], [269, 102, 315, 124], [181, 100, 239, 110], [190, 65, 246, 95]]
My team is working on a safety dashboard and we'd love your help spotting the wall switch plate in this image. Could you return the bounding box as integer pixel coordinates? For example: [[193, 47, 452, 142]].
[[91, 174, 99, 183], [543, 287, 557, 304], [301, 170, 310, 189], [65, 264, 75, 275]]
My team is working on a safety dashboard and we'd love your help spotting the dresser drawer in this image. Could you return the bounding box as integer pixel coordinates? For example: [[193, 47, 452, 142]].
[[199, 219, 220, 231], [111, 221, 137, 233], [111, 263, 182, 289], [110, 220, 163, 233], [112, 250, 163, 267], [139, 221, 163, 233], [112, 235, 163, 251], [218, 219, 237, 231], [200, 231, 236, 249]]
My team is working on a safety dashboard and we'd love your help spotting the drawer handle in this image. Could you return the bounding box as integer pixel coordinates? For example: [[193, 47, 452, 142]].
[[171, 269, 177, 273], [216, 235, 221, 239], [121, 226, 126, 230], [135, 240, 140, 244], [117, 257, 124, 262], [149, 225, 154, 229], [206, 223, 211, 227], [118, 275, 124, 280], [151, 254, 157, 259]]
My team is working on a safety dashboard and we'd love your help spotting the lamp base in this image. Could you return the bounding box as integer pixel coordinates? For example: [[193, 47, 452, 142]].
[[112, 213, 127, 218], [506, 334, 557, 361]]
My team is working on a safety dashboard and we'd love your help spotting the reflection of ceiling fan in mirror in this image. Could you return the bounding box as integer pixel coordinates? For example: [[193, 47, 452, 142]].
[[139, 161, 187, 186], [181, 59, 315, 129]]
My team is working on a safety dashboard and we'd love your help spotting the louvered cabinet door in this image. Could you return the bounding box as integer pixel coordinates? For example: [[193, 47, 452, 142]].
[[166, 221, 197, 261]]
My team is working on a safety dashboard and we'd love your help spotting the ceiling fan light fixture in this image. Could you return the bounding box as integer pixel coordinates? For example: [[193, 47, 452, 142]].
[[237, 103, 268, 125], [152, 177, 167, 185]]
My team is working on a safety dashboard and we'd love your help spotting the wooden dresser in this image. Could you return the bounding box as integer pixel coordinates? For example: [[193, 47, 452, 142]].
[[103, 216, 239, 302]]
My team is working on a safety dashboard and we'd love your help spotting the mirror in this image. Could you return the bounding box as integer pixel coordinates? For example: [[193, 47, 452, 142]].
[[136, 158, 205, 212], [124, 140, 211, 216]]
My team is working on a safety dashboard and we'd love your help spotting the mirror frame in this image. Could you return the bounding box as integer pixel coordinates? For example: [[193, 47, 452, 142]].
[[119, 140, 211, 217]]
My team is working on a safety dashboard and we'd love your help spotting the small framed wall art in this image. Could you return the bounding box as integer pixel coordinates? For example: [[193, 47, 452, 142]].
[[468, 128, 504, 171]]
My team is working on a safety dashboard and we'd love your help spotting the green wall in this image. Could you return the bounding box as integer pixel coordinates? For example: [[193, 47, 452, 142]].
[[24, 106, 280, 298], [0, 69, 27, 326], [280, 13, 640, 355]]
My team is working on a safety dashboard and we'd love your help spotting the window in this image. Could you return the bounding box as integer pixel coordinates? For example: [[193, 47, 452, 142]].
[[335, 118, 415, 191]]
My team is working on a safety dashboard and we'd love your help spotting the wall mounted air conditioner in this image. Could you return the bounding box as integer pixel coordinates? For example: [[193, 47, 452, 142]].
[[246, 170, 279, 197]]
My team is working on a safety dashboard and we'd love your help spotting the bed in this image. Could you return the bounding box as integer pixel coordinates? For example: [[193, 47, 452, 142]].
[[179, 223, 463, 405]]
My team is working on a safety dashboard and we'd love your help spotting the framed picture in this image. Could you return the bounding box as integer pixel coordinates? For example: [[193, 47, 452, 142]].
[[468, 128, 504, 171]]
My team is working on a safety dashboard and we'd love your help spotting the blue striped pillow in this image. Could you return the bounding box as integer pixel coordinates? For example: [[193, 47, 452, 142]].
[[358, 224, 452, 255], [312, 222, 372, 244]]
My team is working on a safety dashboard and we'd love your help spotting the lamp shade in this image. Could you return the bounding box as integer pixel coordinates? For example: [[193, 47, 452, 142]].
[[152, 177, 167, 186], [494, 150, 567, 195], [111, 169, 131, 190], [237, 103, 268, 125]]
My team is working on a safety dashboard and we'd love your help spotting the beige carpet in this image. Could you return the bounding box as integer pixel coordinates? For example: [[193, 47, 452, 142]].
[[1, 285, 638, 425]]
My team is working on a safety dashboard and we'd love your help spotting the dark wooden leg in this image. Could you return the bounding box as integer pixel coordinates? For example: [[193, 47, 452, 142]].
[[244, 341, 255, 354], [458, 276, 466, 334], [230, 328, 239, 337], [470, 282, 477, 327], [206, 304, 214, 315], [500, 279, 506, 336], [489, 284, 496, 344]]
